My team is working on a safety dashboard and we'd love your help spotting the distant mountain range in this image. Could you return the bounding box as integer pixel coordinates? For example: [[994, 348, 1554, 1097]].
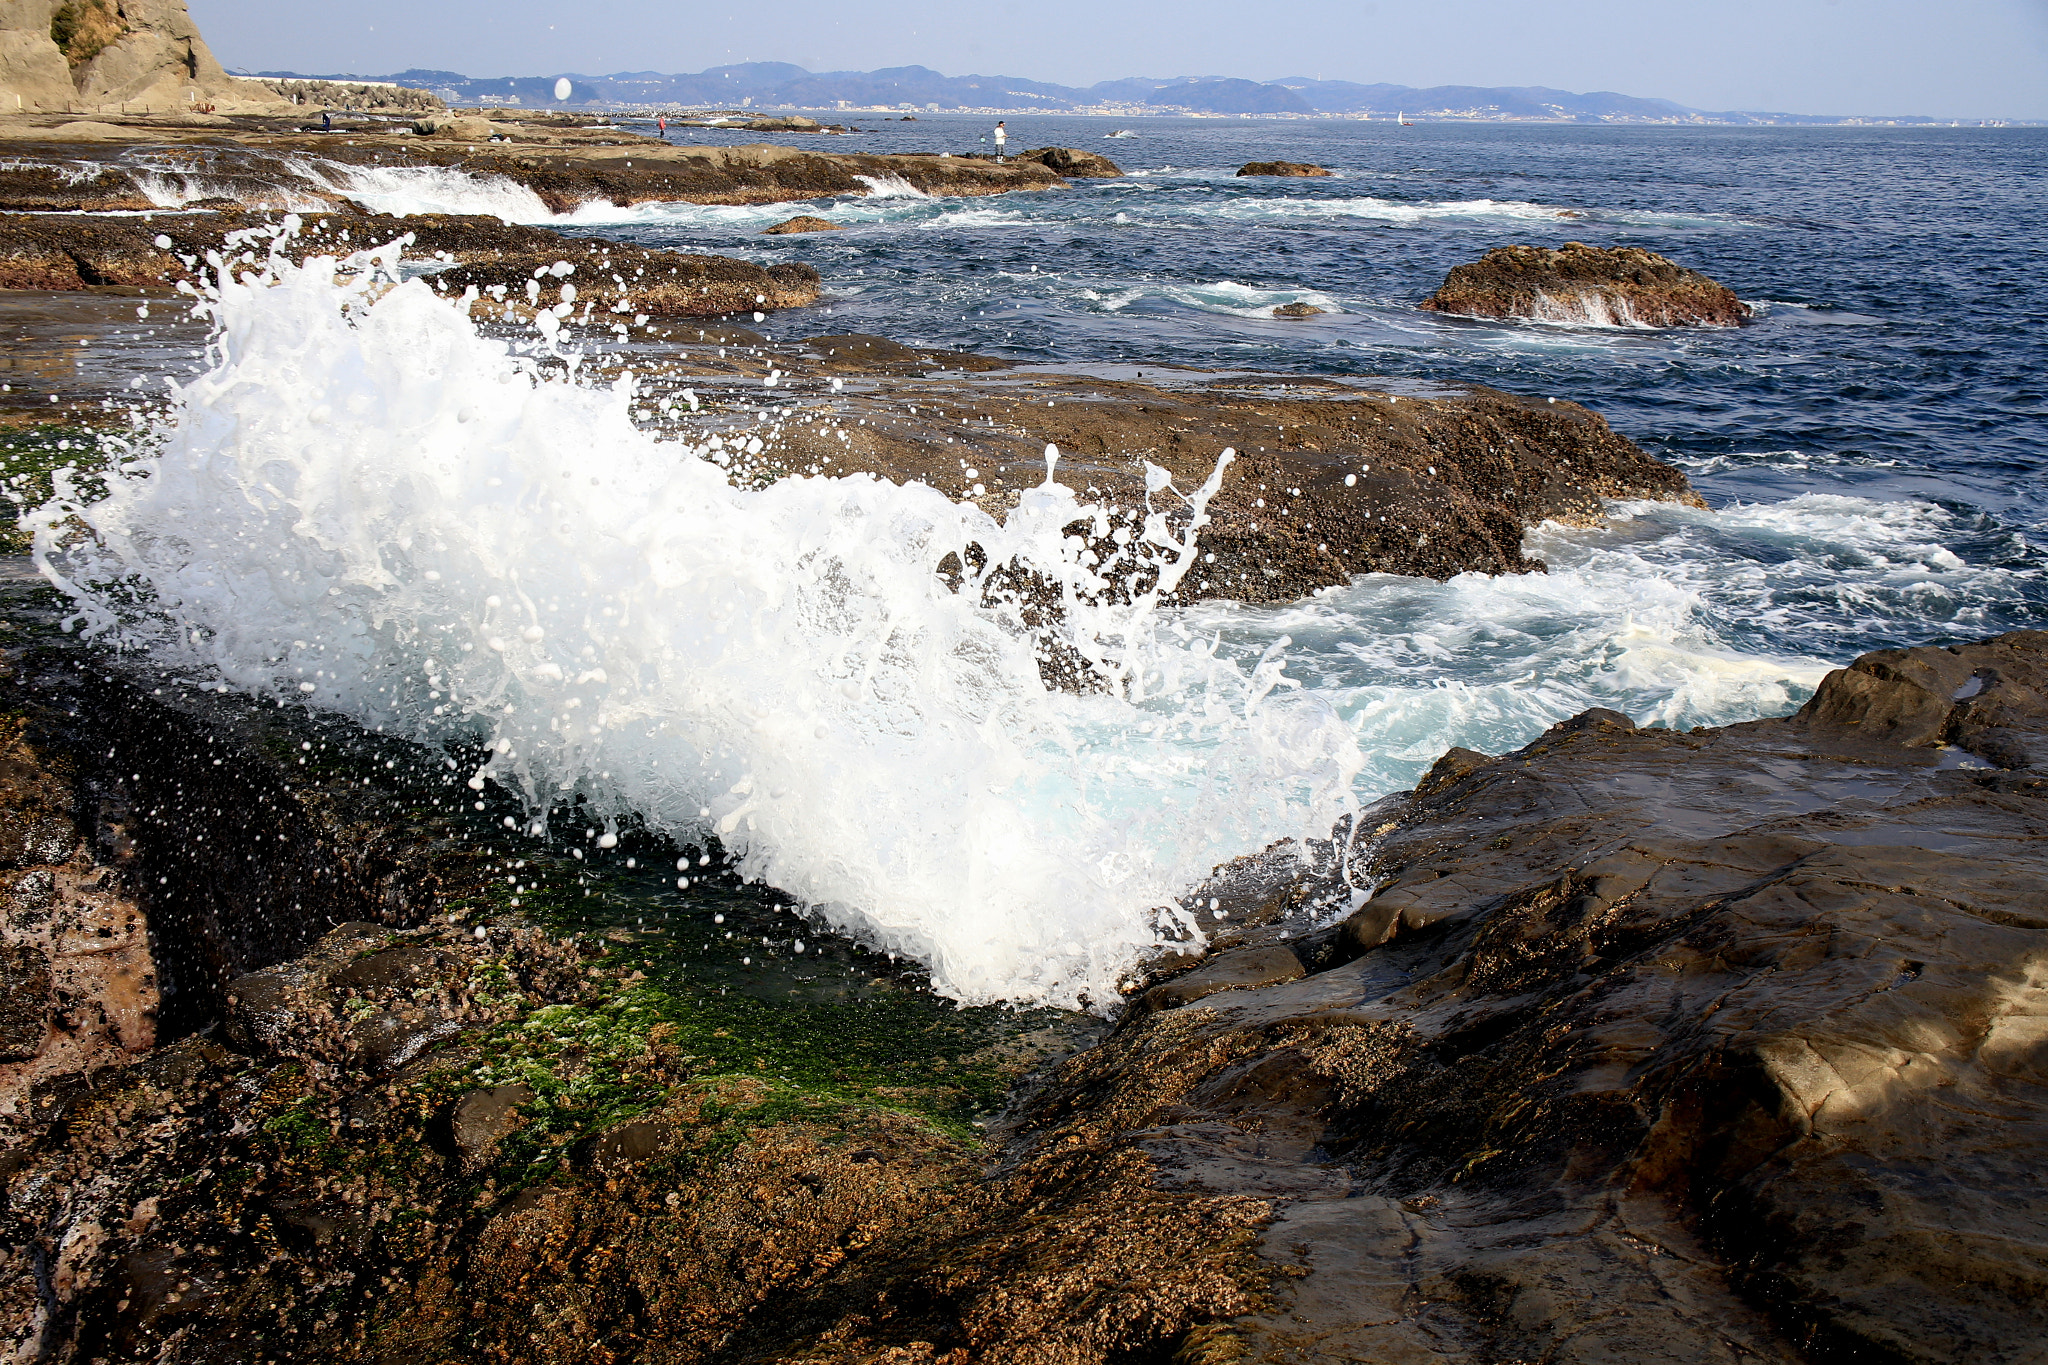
[[239, 62, 1956, 126]]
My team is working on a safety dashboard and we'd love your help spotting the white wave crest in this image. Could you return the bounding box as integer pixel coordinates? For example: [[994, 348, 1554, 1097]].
[[29, 225, 1368, 1010], [1091, 278, 1339, 319], [1196, 196, 1574, 225], [289, 158, 557, 222], [853, 174, 931, 199]]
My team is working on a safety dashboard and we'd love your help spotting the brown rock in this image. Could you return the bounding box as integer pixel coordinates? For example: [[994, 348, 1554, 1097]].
[[1238, 161, 1332, 177], [1053, 628, 2048, 1364], [450, 1082, 533, 1169], [0, 129, 1064, 217], [761, 214, 844, 234], [1421, 241, 1749, 328], [1014, 146, 1125, 178], [410, 114, 495, 141], [1142, 945, 1305, 1011], [1272, 301, 1324, 317], [4, 0, 286, 114], [0, 940, 50, 1060], [800, 332, 1010, 375], [438, 244, 819, 318], [738, 368, 1700, 601]]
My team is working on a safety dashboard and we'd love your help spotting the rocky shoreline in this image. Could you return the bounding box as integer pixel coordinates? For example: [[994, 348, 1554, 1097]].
[[3, 554, 2042, 1362], [1, 68, 2043, 1365], [0, 111, 1087, 217]]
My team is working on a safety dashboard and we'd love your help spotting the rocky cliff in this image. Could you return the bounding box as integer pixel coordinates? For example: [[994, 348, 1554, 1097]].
[[0, 0, 284, 114]]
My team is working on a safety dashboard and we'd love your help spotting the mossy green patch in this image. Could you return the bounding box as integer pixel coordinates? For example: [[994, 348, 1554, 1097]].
[[263, 1096, 339, 1159], [0, 424, 123, 552]]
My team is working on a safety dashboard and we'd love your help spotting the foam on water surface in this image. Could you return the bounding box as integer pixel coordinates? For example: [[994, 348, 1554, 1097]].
[[290, 159, 558, 223]]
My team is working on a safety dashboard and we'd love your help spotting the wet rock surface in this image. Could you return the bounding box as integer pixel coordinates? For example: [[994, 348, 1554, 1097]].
[[0, 568, 1252, 1364], [652, 352, 1701, 600], [1081, 628, 2048, 1363], [0, 209, 824, 316], [0, 575, 2043, 1361], [1422, 241, 1750, 328], [0, 122, 1069, 216], [760, 214, 844, 235], [1012, 145, 1125, 178]]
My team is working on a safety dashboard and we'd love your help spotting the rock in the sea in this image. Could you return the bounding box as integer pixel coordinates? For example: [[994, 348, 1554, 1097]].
[[1272, 301, 1324, 317], [444, 248, 819, 318], [761, 214, 844, 234], [742, 115, 821, 132], [1421, 240, 1749, 327], [1012, 146, 1124, 178], [745, 367, 1700, 600], [1238, 160, 1332, 176]]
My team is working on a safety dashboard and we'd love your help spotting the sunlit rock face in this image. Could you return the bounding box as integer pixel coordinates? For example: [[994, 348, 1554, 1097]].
[[1, 0, 283, 114]]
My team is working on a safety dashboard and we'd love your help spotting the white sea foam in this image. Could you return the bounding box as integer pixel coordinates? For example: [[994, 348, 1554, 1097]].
[[288, 158, 557, 222], [1194, 196, 1574, 225], [129, 168, 329, 214], [1092, 279, 1339, 319], [853, 174, 931, 199], [1522, 289, 1652, 329], [30, 225, 1367, 1009]]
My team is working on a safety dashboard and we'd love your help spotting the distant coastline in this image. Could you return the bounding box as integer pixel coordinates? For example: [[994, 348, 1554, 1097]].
[[231, 61, 2033, 127]]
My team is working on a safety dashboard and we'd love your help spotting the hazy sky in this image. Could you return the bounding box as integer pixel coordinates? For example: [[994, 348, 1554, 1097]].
[[190, 0, 2048, 118]]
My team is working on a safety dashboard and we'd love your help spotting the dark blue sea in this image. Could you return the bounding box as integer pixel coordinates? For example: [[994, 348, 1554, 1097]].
[[541, 117, 2048, 754]]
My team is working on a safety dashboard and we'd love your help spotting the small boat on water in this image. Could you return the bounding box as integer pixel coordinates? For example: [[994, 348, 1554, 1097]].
[[1399, 112, 1417, 126]]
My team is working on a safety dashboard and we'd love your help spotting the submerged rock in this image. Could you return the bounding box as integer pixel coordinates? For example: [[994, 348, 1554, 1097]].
[[1421, 241, 1749, 327], [1238, 160, 1332, 176]]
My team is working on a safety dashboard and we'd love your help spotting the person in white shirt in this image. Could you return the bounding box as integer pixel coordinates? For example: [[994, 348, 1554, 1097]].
[[993, 121, 1006, 162]]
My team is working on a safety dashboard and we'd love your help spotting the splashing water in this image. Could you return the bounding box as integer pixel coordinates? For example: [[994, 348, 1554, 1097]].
[[289, 158, 558, 222], [29, 223, 1366, 1009]]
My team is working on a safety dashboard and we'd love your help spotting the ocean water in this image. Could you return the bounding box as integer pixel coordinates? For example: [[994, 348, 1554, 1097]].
[[32, 121, 2048, 1006], [578, 117, 2048, 711]]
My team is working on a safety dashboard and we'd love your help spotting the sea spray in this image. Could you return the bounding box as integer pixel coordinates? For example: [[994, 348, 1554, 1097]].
[[29, 222, 1366, 1008]]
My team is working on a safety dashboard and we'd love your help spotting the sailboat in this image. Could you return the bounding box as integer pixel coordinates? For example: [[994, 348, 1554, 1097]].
[[1399, 111, 1416, 126]]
